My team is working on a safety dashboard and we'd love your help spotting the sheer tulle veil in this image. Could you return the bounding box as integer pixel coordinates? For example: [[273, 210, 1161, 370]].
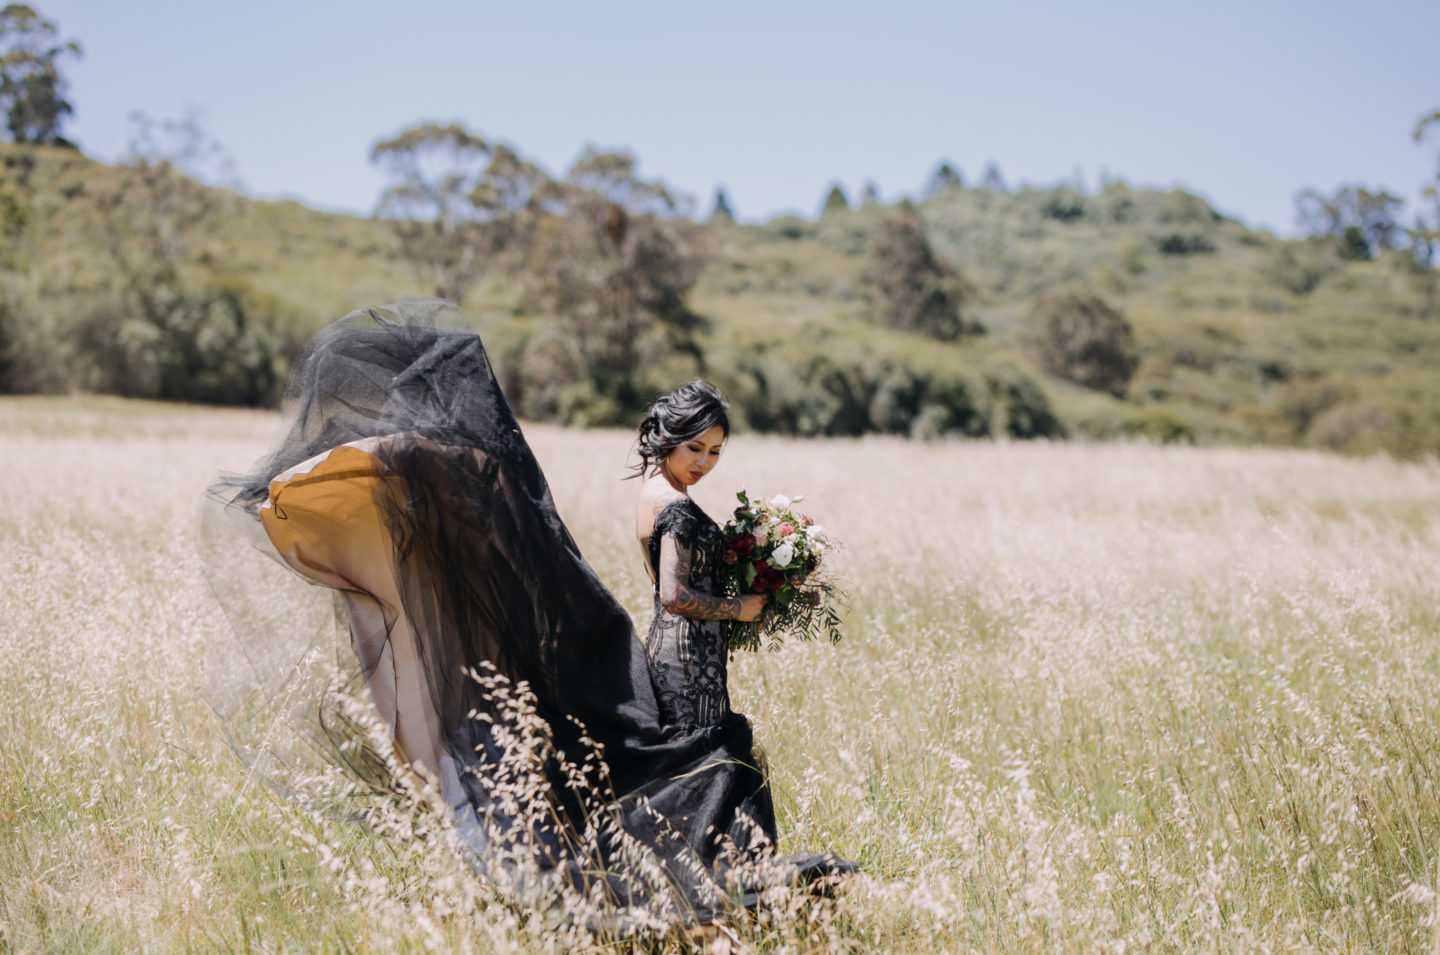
[[200, 301, 846, 928]]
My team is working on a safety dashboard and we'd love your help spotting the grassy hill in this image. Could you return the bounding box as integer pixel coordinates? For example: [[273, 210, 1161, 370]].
[[3, 143, 1436, 456]]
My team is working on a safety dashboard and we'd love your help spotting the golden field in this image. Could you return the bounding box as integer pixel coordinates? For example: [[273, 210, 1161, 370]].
[[2, 395, 1440, 952]]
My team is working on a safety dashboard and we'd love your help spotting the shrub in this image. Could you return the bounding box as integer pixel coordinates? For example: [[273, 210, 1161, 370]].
[[0, 292, 12, 393], [985, 361, 1065, 439], [1040, 185, 1087, 223], [763, 215, 813, 241], [1307, 399, 1411, 457], [1154, 232, 1215, 256], [1264, 244, 1335, 295], [864, 212, 980, 341], [1123, 407, 1195, 443], [1160, 190, 1217, 224], [1021, 290, 1139, 397], [1274, 375, 1357, 438], [91, 282, 282, 406], [726, 351, 998, 439]]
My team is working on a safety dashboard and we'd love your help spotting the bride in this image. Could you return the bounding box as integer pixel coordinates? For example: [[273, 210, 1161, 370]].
[[204, 301, 851, 931]]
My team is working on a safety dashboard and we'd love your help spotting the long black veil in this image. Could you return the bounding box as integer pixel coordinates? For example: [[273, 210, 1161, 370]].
[[200, 301, 839, 929]]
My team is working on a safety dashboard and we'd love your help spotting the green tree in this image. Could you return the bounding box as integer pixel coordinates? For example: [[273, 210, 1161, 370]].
[[863, 209, 979, 341], [519, 147, 708, 423], [0, 4, 80, 145], [1411, 110, 1440, 316], [85, 114, 279, 404], [922, 161, 963, 197], [820, 183, 849, 216], [860, 180, 881, 206], [1020, 289, 1138, 396], [708, 186, 735, 224], [1294, 185, 1404, 259], [371, 122, 551, 303], [981, 162, 1007, 194]]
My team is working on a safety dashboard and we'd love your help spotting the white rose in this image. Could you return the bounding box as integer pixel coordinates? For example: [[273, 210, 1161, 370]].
[[769, 493, 803, 509], [770, 542, 796, 568]]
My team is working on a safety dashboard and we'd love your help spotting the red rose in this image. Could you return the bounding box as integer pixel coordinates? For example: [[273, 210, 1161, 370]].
[[726, 533, 756, 558], [753, 563, 784, 593], [779, 522, 797, 537]]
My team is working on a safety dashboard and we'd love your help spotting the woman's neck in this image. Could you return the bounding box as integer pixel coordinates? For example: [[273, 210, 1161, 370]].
[[652, 465, 688, 495]]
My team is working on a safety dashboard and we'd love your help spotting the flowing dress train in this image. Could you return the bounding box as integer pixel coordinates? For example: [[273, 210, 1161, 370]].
[[202, 301, 850, 928]]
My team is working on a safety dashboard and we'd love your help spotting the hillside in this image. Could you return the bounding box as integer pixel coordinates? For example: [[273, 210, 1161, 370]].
[[3, 143, 1436, 456]]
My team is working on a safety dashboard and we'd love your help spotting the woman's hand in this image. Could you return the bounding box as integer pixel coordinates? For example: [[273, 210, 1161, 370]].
[[735, 593, 768, 623]]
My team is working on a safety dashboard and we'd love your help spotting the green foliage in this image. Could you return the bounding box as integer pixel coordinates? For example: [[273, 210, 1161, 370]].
[[863, 210, 980, 341], [1021, 289, 1138, 396], [4, 131, 1439, 457], [0, 3, 80, 145], [1264, 243, 1335, 295], [986, 359, 1065, 439], [1160, 189, 1218, 224], [0, 142, 31, 256], [1040, 185, 1087, 223], [727, 348, 995, 439], [980, 162, 1007, 194], [709, 186, 735, 224], [1154, 231, 1215, 255], [821, 183, 849, 216], [1295, 185, 1404, 259], [1307, 398, 1412, 456], [83, 281, 280, 405], [0, 289, 13, 392], [1123, 406, 1195, 443], [371, 122, 549, 303], [1098, 181, 1137, 223], [922, 161, 963, 198], [763, 214, 813, 241], [515, 149, 707, 425]]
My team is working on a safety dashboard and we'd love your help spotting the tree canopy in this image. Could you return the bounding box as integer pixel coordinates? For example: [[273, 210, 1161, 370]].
[[1294, 185, 1403, 259], [864, 209, 979, 341], [371, 122, 556, 303], [1021, 290, 1138, 397], [0, 3, 79, 145], [518, 148, 707, 423], [923, 161, 963, 197]]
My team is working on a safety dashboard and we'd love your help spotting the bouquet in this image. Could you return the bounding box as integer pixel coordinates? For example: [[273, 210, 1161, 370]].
[[720, 490, 844, 652]]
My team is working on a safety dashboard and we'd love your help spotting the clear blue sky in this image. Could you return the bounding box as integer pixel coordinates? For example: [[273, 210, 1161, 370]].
[[40, 0, 1440, 235]]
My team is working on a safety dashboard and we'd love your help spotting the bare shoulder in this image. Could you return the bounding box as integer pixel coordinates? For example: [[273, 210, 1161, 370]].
[[635, 477, 685, 542]]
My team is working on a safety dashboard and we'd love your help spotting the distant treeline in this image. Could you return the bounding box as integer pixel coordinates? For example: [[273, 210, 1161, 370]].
[[2, 0, 1439, 454]]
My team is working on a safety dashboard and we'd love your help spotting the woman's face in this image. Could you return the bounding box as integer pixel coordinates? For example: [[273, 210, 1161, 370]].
[[663, 425, 726, 488]]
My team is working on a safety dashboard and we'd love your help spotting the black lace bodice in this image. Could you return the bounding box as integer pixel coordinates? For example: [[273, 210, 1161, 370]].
[[644, 497, 730, 729]]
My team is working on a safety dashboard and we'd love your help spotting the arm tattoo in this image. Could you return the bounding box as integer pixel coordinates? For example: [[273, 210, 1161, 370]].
[[659, 536, 741, 621]]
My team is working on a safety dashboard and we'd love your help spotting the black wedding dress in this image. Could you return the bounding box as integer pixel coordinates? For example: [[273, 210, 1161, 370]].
[[645, 498, 736, 732], [202, 301, 849, 931]]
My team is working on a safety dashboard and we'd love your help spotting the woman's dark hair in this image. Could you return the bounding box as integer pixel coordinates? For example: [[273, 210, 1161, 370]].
[[631, 380, 730, 477]]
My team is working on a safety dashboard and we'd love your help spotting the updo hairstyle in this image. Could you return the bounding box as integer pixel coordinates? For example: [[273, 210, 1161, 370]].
[[631, 380, 730, 477]]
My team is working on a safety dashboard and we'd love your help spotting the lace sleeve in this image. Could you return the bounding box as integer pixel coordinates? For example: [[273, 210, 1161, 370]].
[[652, 499, 702, 546], [651, 500, 739, 621]]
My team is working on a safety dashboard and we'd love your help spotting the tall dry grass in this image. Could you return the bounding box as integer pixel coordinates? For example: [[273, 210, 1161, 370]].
[[3, 395, 1440, 951]]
